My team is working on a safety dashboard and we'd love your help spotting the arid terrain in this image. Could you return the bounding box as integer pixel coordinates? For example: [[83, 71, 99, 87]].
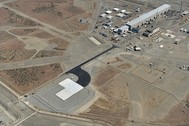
[[0, 0, 189, 126]]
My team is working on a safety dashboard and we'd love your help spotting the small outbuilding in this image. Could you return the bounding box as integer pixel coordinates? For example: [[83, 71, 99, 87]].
[[105, 10, 112, 14], [121, 10, 126, 13], [113, 8, 120, 12], [100, 13, 107, 17], [106, 15, 113, 19], [116, 13, 125, 18]]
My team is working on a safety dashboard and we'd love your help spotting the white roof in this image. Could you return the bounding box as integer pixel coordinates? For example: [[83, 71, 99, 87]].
[[127, 4, 170, 27], [121, 10, 126, 13], [105, 10, 112, 14], [107, 15, 113, 19], [56, 78, 83, 100], [113, 8, 119, 11], [182, 11, 189, 15], [116, 13, 125, 17], [100, 13, 106, 17], [125, 11, 132, 14], [89, 37, 101, 45], [118, 25, 129, 32]]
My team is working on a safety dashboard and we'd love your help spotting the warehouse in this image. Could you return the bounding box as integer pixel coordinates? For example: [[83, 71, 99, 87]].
[[126, 4, 170, 29], [117, 25, 129, 34], [142, 26, 160, 37]]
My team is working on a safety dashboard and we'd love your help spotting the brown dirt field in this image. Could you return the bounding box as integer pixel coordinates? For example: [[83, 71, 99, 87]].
[[0, 63, 63, 95], [33, 50, 63, 58], [117, 63, 132, 70], [0, 31, 37, 62], [9, 28, 69, 59], [81, 68, 128, 126], [30, 29, 55, 39], [106, 56, 123, 64], [131, 65, 164, 83], [0, 38, 24, 50], [48, 38, 69, 50], [6, 0, 92, 32], [0, 49, 36, 63], [81, 97, 129, 126], [99, 74, 129, 102], [93, 66, 121, 87], [0, 8, 39, 27], [0, 31, 15, 44], [33, 37, 69, 58], [9, 28, 39, 36], [160, 103, 189, 126], [9, 28, 54, 39]]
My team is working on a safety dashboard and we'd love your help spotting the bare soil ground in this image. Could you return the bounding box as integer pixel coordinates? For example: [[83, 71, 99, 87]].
[[9, 28, 39, 36], [99, 55, 133, 72], [131, 65, 164, 83], [9, 28, 55, 39], [33, 50, 63, 59], [8, 28, 70, 59], [0, 31, 15, 44], [6, 0, 95, 32], [105, 56, 123, 65], [33, 37, 69, 58], [99, 73, 129, 102], [81, 97, 129, 126], [117, 63, 132, 70], [160, 103, 189, 126], [93, 66, 121, 87], [48, 38, 69, 51], [80, 63, 129, 126], [0, 31, 36, 62], [0, 63, 63, 95], [0, 8, 39, 27]]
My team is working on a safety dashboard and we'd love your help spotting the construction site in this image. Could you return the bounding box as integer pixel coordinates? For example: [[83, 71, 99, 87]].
[[0, 0, 189, 126]]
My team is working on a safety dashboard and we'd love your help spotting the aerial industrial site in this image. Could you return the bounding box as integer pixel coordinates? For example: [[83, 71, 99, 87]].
[[0, 0, 189, 126]]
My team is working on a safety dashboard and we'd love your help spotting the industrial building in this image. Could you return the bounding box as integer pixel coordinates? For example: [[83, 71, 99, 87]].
[[117, 4, 170, 34], [126, 4, 170, 29], [117, 25, 129, 34], [142, 26, 160, 37]]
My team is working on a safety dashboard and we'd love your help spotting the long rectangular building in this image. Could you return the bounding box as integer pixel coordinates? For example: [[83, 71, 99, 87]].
[[126, 4, 170, 29]]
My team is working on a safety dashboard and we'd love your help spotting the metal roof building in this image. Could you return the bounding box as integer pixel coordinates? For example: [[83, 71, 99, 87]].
[[127, 4, 170, 28], [117, 25, 129, 34]]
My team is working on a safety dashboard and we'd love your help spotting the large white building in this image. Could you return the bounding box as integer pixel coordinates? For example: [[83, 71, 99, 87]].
[[126, 4, 171, 29], [117, 4, 170, 34]]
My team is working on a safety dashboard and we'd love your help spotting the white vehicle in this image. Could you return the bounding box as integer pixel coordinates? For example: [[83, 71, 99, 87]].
[[180, 28, 184, 31], [184, 29, 188, 32], [134, 46, 141, 51], [113, 29, 118, 33], [110, 27, 115, 31]]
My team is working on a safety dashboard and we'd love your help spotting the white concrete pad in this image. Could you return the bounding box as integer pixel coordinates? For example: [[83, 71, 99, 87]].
[[56, 78, 83, 101]]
